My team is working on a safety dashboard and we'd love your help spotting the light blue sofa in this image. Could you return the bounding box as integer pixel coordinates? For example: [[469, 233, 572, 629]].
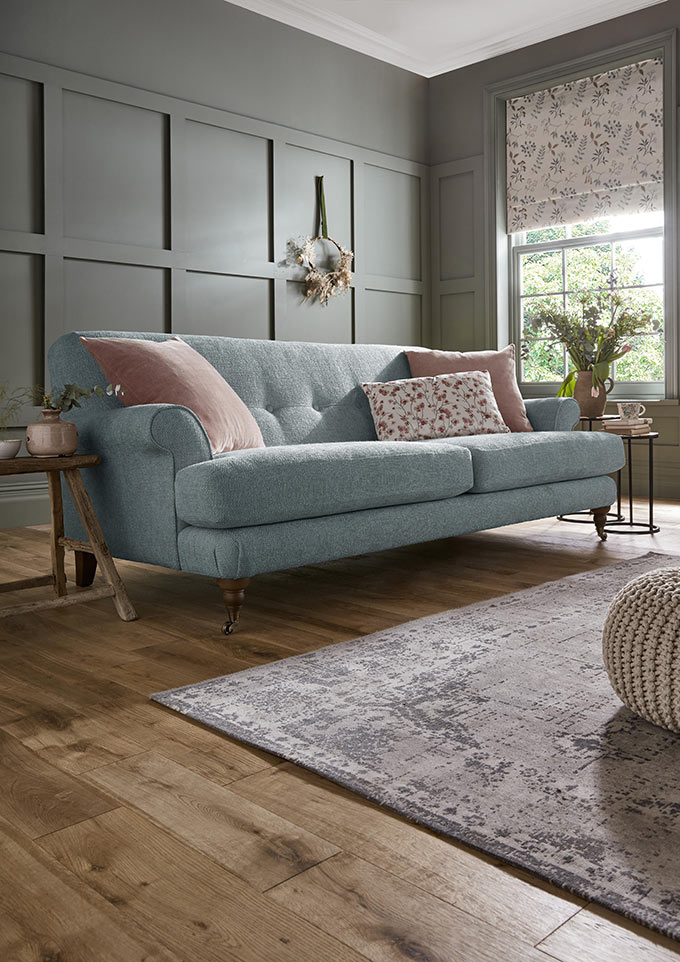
[[48, 332, 625, 632]]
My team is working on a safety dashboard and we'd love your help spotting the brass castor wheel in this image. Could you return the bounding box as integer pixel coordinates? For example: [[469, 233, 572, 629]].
[[599, 530, 608, 542], [222, 621, 237, 635]]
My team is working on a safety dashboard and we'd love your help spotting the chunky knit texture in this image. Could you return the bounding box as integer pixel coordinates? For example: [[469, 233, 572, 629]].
[[602, 567, 680, 732]]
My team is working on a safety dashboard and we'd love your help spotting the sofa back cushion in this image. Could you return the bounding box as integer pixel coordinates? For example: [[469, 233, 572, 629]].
[[49, 332, 410, 446], [406, 345, 533, 433]]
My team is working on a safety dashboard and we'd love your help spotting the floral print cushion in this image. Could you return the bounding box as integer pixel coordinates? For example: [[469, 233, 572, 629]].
[[362, 370, 511, 442]]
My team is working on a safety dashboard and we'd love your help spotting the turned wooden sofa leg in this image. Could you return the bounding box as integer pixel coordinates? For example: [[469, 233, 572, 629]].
[[591, 506, 610, 542], [74, 549, 98, 587], [217, 578, 251, 635]]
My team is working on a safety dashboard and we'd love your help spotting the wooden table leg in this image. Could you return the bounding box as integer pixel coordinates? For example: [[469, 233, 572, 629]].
[[47, 473, 67, 597], [63, 468, 138, 622]]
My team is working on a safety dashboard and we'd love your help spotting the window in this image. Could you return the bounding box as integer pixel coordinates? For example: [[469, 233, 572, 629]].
[[504, 55, 669, 399], [512, 210, 665, 397]]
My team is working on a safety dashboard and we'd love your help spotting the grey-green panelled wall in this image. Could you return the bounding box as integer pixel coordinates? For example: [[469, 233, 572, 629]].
[[430, 155, 487, 354], [0, 52, 429, 526]]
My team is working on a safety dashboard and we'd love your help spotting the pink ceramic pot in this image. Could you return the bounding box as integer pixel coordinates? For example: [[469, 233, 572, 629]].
[[572, 370, 614, 419], [26, 410, 78, 458]]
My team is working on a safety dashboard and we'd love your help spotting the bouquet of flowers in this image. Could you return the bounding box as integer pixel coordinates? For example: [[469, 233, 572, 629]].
[[522, 275, 660, 397]]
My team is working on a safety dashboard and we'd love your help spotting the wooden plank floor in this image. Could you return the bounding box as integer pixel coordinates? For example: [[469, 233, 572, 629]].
[[1, 505, 680, 961]]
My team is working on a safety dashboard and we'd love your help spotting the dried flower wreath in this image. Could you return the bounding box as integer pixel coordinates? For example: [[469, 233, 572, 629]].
[[289, 176, 354, 306], [293, 234, 353, 305]]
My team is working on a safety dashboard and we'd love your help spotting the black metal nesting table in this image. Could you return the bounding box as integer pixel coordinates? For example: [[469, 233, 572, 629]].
[[557, 415, 659, 535], [604, 431, 660, 535]]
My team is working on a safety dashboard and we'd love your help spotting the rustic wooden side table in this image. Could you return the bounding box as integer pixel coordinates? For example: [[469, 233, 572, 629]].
[[0, 455, 137, 622]]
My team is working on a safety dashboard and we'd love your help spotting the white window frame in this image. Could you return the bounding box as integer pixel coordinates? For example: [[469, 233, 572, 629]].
[[510, 221, 665, 400]]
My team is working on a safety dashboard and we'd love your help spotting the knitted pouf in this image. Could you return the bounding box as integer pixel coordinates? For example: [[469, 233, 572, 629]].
[[602, 567, 680, 732]]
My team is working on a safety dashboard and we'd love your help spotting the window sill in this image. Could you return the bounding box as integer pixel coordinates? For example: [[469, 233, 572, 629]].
[[520, 386, 673, 404]]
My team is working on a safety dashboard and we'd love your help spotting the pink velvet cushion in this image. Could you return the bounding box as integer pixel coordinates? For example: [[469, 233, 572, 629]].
[[405, 344, 532, 432], [362, 370, 510, 442], [80, 336, 264, 454]]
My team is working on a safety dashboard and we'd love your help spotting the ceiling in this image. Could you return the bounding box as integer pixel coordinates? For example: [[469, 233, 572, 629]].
[[226, 0, 667, 77]]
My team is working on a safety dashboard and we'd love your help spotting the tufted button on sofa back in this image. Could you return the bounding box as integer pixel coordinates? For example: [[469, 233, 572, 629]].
[[48, 331, 413, 446]]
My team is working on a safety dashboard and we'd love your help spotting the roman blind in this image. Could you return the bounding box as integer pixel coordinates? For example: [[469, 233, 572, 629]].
[[506, 58, 663, 233]]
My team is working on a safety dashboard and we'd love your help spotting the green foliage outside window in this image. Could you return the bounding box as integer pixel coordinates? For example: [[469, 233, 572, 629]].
[[520, 218, 664, 385]]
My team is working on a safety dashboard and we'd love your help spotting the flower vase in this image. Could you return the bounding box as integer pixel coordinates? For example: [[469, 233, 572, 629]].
[[26, 409, 78, 458], [573, 370, 614, 419]]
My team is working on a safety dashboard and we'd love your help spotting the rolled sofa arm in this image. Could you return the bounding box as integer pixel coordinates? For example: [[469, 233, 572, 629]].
[[62, 404, 212, 569], [524, 397, 580, 432]]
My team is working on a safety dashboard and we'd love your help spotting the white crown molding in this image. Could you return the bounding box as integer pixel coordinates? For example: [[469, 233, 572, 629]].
[[226, 0, 667, 77], [226, 0, 432, 74], [425, 0, 668, 77]]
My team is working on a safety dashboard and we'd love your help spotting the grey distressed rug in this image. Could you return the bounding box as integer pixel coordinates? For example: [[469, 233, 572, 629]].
[[153, 551, 680, 939]]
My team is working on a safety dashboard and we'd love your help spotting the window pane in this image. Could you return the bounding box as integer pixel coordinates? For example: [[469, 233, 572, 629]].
[[605, 211, 664, 232], [525, 225, 567, 244], [521, 294, 565, 382], [614, 237, 663, 287], [620, 284, 664, 330], [566, 244, 611, 291], [520, 250, 562, 295], [571, 218, 613, 237], [522, 339, 565, 382], [565, 292, 613, 325], [613, 285, 664, 382], [615, 333, 665, 381], [522, 294, 563, 330]]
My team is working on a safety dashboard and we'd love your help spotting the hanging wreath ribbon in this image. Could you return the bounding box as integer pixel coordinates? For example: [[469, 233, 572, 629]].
[[290, 176, 354, 306]]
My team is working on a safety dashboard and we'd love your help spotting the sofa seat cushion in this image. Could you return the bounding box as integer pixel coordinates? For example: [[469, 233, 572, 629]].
[[442, 430, 625, 494], [175, 440, 474, 529]]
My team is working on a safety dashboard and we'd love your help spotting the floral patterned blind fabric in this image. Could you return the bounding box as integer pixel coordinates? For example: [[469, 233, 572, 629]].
[[506, 58, 663, 233]]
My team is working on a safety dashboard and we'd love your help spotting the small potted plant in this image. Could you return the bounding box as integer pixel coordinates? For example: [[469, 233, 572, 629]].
[[523, 275, 659, 418], [26, 383, 122, 458], [0, 384, 33, 459]]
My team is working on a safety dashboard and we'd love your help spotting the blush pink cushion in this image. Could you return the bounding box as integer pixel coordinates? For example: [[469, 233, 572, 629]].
[[362, 370, 510, 442], [80, 336, 264, 455], [406, 344, 532, 432]]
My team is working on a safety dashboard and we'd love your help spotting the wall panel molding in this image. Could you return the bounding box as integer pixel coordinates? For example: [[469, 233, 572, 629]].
[[0, 51, 429, 528], [430, 155, 484, 351]]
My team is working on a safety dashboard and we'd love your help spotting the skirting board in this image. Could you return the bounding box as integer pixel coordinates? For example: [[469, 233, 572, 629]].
[[0, 478, 51, 529]]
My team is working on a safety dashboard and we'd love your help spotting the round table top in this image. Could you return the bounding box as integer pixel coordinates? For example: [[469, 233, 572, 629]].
[[578, 414, 621, 422]]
